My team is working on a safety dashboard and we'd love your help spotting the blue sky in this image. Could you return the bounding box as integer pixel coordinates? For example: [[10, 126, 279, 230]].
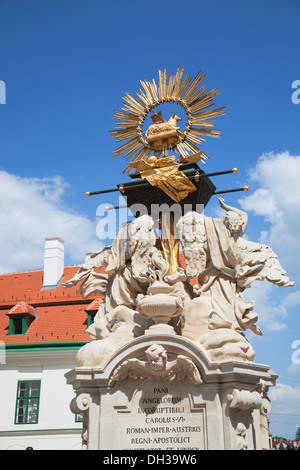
[[1, 0, 300, 439]]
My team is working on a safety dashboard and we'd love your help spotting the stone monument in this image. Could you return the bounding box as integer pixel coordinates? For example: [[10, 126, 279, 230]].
[[64, 68, 294, 450]]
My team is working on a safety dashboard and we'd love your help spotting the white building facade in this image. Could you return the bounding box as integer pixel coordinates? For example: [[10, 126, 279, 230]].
[[0, 239, 97, 450], [0, 345, 83, 450]]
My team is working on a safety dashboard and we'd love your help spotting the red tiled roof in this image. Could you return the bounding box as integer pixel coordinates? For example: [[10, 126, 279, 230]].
[[0, 265, 99, 307], [19, 303, 90, 344], [0, 265, 104, 346]]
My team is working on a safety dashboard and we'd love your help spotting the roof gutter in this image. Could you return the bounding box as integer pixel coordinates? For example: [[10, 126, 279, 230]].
[[4, 341, 89, 352]]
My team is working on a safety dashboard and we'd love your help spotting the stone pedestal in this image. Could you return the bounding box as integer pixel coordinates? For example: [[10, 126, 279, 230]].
[[65, 335, 276, 450]]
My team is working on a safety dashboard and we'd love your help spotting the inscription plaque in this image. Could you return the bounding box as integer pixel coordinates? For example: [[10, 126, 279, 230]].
[[114, 380, 206, 450]]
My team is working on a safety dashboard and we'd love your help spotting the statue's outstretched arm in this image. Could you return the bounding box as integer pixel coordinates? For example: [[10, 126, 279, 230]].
[[63, 246, 111, 288]]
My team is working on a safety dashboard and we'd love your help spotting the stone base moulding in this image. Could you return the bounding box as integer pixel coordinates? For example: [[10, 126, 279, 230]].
[[65, 335, 277, 450]]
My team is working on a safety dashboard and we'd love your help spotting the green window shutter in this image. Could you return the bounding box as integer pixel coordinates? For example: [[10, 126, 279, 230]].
[[8, 315, 34, 336], [15, 380, 41, 424], [86, 311, 96, 328]]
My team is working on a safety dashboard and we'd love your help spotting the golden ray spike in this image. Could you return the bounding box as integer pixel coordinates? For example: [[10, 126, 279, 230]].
[[178, 74, 193, 98], [189, 127, 222, 138], [164, 69, 168, 96], [113, 110, 140, 123], [202, 151, 209, 160], [159, 70, 164, 99], [112, 136, 141, 157], [182, 71, 206, 103], [158, 70, 163, 99], [191, 107, 226, 124], [146, 80, 157, 103], [131, 146, 151, 163], [124, 143, 144, 161], [137, 87, 151, 105], [189, 100, 214, 115], [110, 125, 138, 135], [122, 103, 142, 116], [123, 92, 146, 114], [110, 127, 139, 142], [184, 80, 207, 105], [185, 132, 205, 145], [191, 121, 215, 128], [167, 74, 175, 97], [124, 165, 133, 174], [144, 82, 153, 103], [192, 87, 220, 104], [151, 79, 159, 101], [122, 98, 145, 115], [189, 91, 218, 112], [172, 68, 185, 98], [164, 69, 168, 97], [189, 127, 219, 136], [193, 106, 226, 119], [121, 96, 140, 113], [170, 70, 179, 98], [161, 68, 167, 98], [186, 85, 207, 105], [170, 73, 178, 95], [140, 80, 152, 103], [176, 142, 189, 157], [124, 90, 146, 110], [183, 140, 201, 155], [147, 80, 157, 102], [115, 121, 139, 129], [189, 89, 221, 114]]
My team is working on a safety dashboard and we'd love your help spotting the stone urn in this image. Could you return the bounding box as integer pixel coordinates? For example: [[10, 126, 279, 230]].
[[136, 280, 183, 335]]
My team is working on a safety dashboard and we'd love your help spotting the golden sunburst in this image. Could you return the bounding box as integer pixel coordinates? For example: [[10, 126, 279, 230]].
[[110, 68, 225, 173]]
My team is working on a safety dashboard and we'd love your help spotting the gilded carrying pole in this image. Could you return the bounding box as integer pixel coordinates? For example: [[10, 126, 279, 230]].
[[86, 168, 239, 197]]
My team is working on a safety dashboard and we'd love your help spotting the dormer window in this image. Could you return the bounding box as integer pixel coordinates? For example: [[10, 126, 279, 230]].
[[7, 302, 36, 336], [84, 298, 103, 329]]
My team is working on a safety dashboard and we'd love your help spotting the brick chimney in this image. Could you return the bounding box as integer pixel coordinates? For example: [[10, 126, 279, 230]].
[[42, 237, 65, 288]]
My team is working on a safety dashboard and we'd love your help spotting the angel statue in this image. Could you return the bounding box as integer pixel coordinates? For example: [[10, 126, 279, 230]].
[[109, 344, 202, 385], [63, 214, 159, 366], [177, 198, 294, 362]]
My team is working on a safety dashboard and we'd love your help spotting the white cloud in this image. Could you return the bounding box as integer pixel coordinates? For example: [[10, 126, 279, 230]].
[[239, 151, 300, 283], [244, 281, 289, 332], [268, 383, 300, 437], [282, 290, 300, 308], [269, 383, 300, 403], [286, 363, 300, 374], [0, 171, 103, 273], [238, 151, 300, 332]]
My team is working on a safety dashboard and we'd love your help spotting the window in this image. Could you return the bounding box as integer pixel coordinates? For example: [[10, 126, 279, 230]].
[[11, 317, 23, 335], [15, 381, 41, 424], [86, 311, 96, 328], [75, 413, 83, 423], [8, 315, 33, 336]]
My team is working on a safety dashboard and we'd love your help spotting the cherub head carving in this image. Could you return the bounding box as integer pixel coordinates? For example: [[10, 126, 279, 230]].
[[145, 344, 167, 371]]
